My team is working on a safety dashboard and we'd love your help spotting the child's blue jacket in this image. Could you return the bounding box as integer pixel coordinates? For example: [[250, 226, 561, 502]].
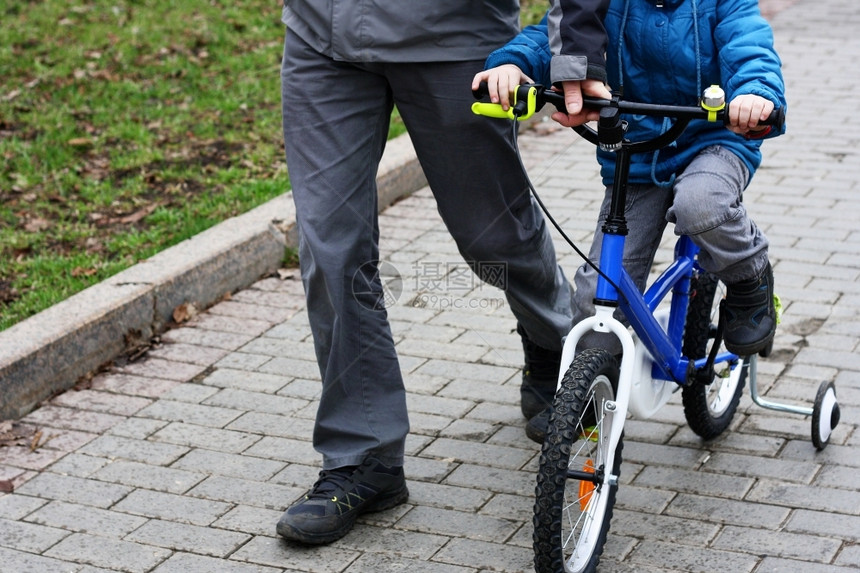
[[485, 0, 786, 186]]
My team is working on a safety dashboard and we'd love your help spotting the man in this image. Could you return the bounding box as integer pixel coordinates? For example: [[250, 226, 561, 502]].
[[276, 0, 575, 544]]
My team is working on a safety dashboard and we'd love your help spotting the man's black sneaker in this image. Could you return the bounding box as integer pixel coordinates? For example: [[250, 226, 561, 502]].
[[276, 457, 408, 545], [518, 324, 561, 420], [525, 406, 550, 444], [723, 262, 776, 357]]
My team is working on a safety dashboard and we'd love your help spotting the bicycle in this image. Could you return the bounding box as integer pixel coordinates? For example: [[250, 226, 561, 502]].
[[472, 84, 842, 573]]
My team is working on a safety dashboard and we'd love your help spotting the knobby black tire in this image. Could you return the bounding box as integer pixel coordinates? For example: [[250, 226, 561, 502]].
[[681, 272, 747, 440], [533, 348, 622, 573]]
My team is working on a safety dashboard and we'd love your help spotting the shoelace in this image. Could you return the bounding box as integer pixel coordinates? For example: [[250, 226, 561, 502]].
[[305, 468, 355, 500]]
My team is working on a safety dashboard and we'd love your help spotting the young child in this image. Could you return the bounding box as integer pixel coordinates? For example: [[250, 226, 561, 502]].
[[473, 0, 786, 442]]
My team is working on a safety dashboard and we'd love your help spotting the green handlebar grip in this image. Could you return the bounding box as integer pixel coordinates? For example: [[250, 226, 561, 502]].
[[471, 101, 517, 120]]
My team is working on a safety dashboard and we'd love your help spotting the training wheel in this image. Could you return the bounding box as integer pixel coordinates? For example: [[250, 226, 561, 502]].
[[811, 380, 840, 450]]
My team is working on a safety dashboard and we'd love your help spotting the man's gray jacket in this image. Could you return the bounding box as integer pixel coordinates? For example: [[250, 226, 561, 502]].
[[282, 0, 520, 62]]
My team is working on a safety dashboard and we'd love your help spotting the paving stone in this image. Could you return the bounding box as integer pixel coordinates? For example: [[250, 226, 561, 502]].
[[632, 465, 755, 500], [136, 399, 244, 428], [150, 421, 261, 454], [125, 518, 251, 558], [187, 313, 273, 336], [24, 500, 148, 538], [344, 552, 472, 573], [747, 479, 860, 514], [756, 556, 859, 573], [419, 438, 533, 470], [91, 459, 206, 494], [28, 426, 100, 453], [626, 539, 758, 573], [406, 393, 475, 418], [431, 537, 533, 572], [256, 356, 321, 380], [813, 464, 860, 491], [44, 532, 172, 573], [231, 534, 360, 573], [394, 506, 518, 542], [50, 389, 152, 417], [405, 480, 491, 512], [0, 516, 71, 553], [444, 463, 535, 497], [665, 493, 790, 528], [43, 452, 109, 478], [276, 378, 322, 401], [215, 352, 273, 371], [410, 411, 457, 436], [14, 472, 132, 508], [157, 383, 220, 404], [0, 493, 47, 520], [834, 544, 860, 570], [0, 444, 67, 471], [79, 432, 189, 465], [153, 551, 287, 573], [202, 388, 307, 416], [170, 448, 285, 481], [701, 450, 820, 483], [0, 546, 81, 573], [116, 357, 208, 381], [615, 484, 675, 514], [202, 368, 293, 394], [401, 456, 458, 483], [112, 489, 232, 526], [610, 509, 718, 545], [478, 492, 533, 521], [187, 474, 303, 511], [212, 505, 285, 537], [242, 436, 320, 466], [713, 525, 841, 562], [784, 509, 860, 543], [438, 419, 500, 442], [147, 341, 231, 366], [21, 405, 125, 434], [338, 524, 449, 561], [226, 411, 315, 441], [90, 372, 184, 398], [621, 440, 708, 468], [161, 327, 257, 350]]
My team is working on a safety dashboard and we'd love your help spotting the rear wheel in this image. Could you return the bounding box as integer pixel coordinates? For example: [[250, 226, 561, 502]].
[[534, 348, 622, 573], [682, 272, 747, 440]]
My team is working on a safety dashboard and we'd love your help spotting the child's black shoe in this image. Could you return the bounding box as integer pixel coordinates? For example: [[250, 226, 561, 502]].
[[723, 263, 776, 357]]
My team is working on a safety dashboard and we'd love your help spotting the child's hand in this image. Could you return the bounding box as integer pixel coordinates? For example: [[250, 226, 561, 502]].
[[471, 65, 533, 111], [727, 94, 775, 135], [551, 79, 612, 127]]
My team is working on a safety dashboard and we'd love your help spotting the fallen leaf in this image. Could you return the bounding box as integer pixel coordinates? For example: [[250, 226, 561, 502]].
[[172, 302, 198, 323], [23, 217, 51, 232], [30, 430, 43, 451], [0, 479, 13, 493], [67, 137, 93, 147], [71, 267, 98, 278]]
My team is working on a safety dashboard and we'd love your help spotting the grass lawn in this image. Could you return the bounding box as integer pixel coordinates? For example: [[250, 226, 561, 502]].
[[0, 1, 542, 331]]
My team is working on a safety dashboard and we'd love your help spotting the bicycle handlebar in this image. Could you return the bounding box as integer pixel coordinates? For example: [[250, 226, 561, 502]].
[[471, 82, 785, 131]]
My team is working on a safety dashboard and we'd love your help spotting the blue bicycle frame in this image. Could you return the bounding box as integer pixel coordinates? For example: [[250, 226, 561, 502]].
[[587, 116, 741, 388]]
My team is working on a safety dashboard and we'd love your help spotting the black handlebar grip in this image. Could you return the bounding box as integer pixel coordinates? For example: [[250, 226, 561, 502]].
[[763, 106, 785, 130], [473, 81, 490, 100]]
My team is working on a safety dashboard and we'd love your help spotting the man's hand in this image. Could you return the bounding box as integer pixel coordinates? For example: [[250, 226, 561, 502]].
[[471, 65, 533, 111], [551, 79, 612, 127], [727, 94, 774, 135]]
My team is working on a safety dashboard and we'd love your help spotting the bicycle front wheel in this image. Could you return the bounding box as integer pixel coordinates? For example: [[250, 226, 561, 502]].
[[534, 348, 622, 573], [682, 272, 747, 439]]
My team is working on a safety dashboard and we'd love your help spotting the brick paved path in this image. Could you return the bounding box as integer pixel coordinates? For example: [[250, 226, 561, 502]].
[[1, 1, 858, 571]]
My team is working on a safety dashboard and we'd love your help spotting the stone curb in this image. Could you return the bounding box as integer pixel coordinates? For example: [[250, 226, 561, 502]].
[[0, 133, 427, 420]]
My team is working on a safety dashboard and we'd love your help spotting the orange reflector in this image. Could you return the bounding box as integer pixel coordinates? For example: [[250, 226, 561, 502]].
[[579, 459, 596, 511]]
